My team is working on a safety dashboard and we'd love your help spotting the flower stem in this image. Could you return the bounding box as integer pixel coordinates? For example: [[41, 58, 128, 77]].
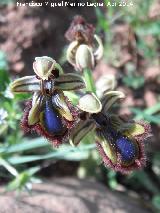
[[83, 68, 96, 94]]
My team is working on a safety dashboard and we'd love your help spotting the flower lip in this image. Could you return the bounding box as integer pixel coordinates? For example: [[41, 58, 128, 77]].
[[116, 136, 139, 164], [94, 113, 151, 173], [21, 92, 79, 147], [40, 96, 66, 136]]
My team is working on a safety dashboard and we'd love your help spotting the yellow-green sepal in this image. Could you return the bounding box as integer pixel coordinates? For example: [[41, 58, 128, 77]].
[[102, 91, 125, 113], [54, 73, 85, 91], [10, 76, 40, 93], [78, 92, 102, 113], [70, 119, 96, 146]]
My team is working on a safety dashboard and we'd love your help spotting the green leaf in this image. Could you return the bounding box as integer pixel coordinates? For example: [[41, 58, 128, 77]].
[[0, 138, 49, 154], [6, 166, 40, 191], [107, 170, 117, 189], [135, 21, 160, 36], [131, 105, 160, 124], [95, 7, 109, 31], [123, 75, 144, 89], [7, 173, 28, 191], [152, 195, 160, 210], [26, 166, 41, 176], [7, 144, 96, 165], [144, 103, 160, 115], [141, 114, 160, 124], [137, 39, 156, 59], [129, 171, 160, 194], [0, 69, 10, 92], [0, 158, 18, 176], [0, 52, 9, 92], [14, 93, 32, 101]]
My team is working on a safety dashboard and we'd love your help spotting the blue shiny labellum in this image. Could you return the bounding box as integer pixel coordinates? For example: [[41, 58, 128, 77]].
[[41, 98, 65, 135], [116, 136, 139, 165]]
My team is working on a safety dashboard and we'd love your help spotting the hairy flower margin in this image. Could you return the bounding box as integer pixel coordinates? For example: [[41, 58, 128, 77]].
[[71, 90, 152, 174], [10, 56, 85, 146]]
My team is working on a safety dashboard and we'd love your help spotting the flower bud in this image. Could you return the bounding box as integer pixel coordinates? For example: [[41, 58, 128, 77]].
[[75, 44, 95, 71], [96, 75, 117, 97]]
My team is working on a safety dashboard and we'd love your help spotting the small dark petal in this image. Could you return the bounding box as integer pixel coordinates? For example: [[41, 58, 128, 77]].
[[51, 68, 60, 78], [65, 15, 95, 44]]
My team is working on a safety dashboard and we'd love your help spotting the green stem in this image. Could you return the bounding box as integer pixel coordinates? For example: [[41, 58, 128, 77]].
[[83, 68, 96, 94]]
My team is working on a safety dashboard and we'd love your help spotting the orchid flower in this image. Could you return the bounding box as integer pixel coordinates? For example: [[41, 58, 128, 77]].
[[71, 90, 151, 174], [10, 56, 85, 146]]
